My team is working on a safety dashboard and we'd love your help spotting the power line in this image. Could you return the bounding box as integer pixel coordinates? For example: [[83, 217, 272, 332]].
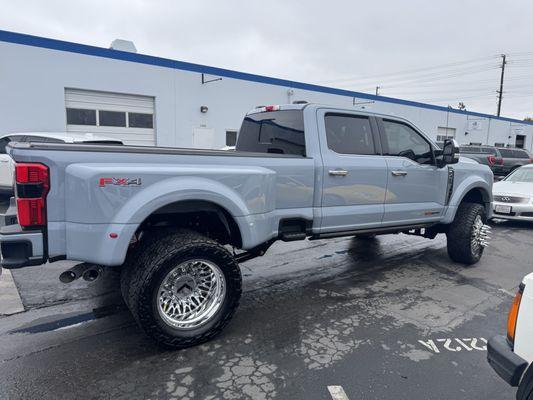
[[332, 63, 500, 87], [345, 65, 500, 92], [318, 55, 499, 85]]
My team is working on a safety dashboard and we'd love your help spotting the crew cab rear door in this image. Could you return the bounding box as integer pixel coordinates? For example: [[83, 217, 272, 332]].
[[376, 118, 448, 225], [317, 109, 387, 233]]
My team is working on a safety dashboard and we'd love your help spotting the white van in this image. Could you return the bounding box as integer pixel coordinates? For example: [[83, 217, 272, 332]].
[[488, 272, 533, 399]]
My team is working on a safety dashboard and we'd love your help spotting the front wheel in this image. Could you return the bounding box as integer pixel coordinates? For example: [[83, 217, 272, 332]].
[[446, 202, 490, 265], [121, 229, 242, 348]]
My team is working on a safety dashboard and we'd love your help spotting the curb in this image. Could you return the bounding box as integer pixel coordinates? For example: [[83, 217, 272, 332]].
[[0, 268, 25, 315]]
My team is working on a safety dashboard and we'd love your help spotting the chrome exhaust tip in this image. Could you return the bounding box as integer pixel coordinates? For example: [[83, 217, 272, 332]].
[[82, 266, 103, 282], [59, 263, 102, 284]]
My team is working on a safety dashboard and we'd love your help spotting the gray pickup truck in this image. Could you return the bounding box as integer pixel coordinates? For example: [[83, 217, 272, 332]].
[[0, 103, 493, 348], [460, 145, 532, 176]]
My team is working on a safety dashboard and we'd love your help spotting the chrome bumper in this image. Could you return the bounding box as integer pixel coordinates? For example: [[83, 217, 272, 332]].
[[493, 200, 533, 221]]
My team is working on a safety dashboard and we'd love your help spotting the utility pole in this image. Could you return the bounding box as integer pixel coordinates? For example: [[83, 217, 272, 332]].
[[375, 86, 380, 96], [497, 54, 507, 117]]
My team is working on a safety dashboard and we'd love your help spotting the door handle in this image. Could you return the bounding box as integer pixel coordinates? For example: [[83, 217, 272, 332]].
[[391, 170, 408, 177], [329, 169, 348, 177]]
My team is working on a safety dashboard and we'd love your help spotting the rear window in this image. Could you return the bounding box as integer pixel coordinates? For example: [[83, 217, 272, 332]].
[[236, 110, 305, 156], [499, 148, 514, 157]]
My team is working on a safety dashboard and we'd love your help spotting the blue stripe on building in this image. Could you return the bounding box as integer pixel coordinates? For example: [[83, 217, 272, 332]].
[[1, 29, 531, 126]]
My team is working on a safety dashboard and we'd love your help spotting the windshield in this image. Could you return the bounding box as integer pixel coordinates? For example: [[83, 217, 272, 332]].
[[504, 167, 533, 182]]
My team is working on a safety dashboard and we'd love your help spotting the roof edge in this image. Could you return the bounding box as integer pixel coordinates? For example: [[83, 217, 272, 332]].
[[1, 29, 532, 126]]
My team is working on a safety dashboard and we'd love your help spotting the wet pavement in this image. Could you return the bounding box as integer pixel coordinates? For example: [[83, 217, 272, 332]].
[[0, 220, 531, 400]]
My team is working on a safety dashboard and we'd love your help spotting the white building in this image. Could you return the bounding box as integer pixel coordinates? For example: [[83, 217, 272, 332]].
[[1, 29, 532, 151]]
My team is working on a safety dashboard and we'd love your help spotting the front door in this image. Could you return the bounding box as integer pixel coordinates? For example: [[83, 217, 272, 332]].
[[318, 110, 388, 233], [377, 118, 448, 226]]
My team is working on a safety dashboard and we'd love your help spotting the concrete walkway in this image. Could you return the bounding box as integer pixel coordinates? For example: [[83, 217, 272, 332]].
[[0, 269, 24, 316]]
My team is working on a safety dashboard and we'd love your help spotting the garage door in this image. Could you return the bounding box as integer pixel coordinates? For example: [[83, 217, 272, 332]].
[[65, 89, 156, 146]]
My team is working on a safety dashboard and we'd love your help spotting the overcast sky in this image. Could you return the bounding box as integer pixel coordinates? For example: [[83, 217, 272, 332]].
[[2, 0, 533, 119]]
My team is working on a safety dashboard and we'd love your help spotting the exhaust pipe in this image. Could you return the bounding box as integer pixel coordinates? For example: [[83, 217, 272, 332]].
[[59, 263, 102, 284], [82, 266, 103, 282]]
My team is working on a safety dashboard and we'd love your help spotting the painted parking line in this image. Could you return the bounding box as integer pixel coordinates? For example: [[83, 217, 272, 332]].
[[0, 269, 24, 315], [327, 385, 350, 400], [418, 337, 487, 353]]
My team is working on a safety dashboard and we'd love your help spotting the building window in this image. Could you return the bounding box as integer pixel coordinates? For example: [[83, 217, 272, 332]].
[[128, 112, 153, 128], [494, 142, 505, 147], [99, 110, 126, 127], [66, 108, 96, 125], [436, 134, 454, 142], [226, 130, 237, 146]]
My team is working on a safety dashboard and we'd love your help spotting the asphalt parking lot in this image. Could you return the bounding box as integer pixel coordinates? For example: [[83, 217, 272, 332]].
[[0, 219, 530, 400]]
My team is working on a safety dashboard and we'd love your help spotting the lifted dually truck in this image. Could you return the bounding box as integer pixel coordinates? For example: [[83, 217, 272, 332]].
[[0, 104, 493, 348]]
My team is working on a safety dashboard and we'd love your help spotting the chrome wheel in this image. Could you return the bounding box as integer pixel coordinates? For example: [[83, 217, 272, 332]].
[[157, 259, 226, 329], [471, 215, 491, 253]]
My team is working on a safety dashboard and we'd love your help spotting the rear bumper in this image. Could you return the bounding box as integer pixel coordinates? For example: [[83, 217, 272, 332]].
[[0, 224, 45, 269], [492, 166, 506, 175], [487, 335, 529, 387]]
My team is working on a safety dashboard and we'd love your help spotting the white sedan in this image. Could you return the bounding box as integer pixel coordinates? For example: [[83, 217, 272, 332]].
[[492, 164, 533, 221], [0, 132, 122, 195]]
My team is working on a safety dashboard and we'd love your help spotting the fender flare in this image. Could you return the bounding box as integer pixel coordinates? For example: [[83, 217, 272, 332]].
[[442, 176, 492, 224], [101, 177, 257, 264]]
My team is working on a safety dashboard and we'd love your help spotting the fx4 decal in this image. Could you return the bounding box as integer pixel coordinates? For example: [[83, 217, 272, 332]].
[[99, 177, 142, 187]]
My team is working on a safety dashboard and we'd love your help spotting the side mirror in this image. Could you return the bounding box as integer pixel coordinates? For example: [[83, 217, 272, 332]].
[[441, 139, 460, 166]]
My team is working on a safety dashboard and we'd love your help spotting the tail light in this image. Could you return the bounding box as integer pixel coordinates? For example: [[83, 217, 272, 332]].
[[15, 163, 49, 228], [529, 158, 533, 163], [507, 283, 525, 344], [488, 156, 504, 166], [263, 105, 280, 112]]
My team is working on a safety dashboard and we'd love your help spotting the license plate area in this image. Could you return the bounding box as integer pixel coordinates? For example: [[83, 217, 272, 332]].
[[495, 205, 512, 214]]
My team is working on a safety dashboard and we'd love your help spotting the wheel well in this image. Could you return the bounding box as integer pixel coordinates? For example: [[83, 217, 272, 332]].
[[460, 187, 490, 212], [137, 200, 242, 248]]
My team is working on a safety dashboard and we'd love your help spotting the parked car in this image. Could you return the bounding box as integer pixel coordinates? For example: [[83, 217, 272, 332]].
[[493, 164, 533, 221], [460, 145, 505, 175], [460, 145, 532, 176], [498, 148, 533, 176], [0, 132, 123, 194], [487, 272, 533, 400], [0, 104, 494, 348]]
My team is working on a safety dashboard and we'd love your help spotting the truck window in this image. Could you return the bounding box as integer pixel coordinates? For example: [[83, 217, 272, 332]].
[[236, 110, 305, 156], [480, 147, 498, 155], [460, 146, 480, 153], [325, 114, 376, 155], [381, 120, 432, 164]]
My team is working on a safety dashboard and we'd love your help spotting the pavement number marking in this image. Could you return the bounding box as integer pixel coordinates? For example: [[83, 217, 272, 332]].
[[327, 385, 350, 400], [418, 337, 487, 353]]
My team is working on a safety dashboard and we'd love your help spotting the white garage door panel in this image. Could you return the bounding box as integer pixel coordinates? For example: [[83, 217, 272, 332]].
[[65, 89, 156, 146]]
